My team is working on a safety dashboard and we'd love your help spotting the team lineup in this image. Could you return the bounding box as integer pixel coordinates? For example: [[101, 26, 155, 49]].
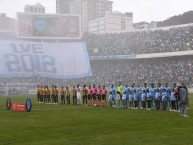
[[36, 82, 189, 117]]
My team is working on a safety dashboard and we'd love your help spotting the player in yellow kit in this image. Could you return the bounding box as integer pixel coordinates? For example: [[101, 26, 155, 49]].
[[61, 86, 65, 104], [72, 86, 77, 105], [54, 86, 59, 104], [66, 87, 71, 104], [37, 85, 40, 103], [40, 86, 43, 103]]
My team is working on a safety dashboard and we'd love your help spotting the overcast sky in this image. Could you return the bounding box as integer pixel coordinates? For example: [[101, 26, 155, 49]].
[[0, 0, 193, 22]]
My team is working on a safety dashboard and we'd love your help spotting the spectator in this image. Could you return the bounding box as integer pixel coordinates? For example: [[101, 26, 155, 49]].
[[83, 25, 193, 56], [0, 56, 192, 88]]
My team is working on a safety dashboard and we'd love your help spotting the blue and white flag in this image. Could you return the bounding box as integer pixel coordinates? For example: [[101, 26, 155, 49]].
[[0, 40, 92, 79]]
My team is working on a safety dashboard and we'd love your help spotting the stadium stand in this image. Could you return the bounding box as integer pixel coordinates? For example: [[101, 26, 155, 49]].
[[0, 25, 193, 87], [0, 56, 192, 87], [83, 25, 193, 56]]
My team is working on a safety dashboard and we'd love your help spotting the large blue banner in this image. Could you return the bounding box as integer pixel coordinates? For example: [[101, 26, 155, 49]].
[[0, 40, 92, 79]]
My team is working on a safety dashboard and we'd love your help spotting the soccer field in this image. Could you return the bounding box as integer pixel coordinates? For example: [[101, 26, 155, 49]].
[[0, 95, 193, 145]]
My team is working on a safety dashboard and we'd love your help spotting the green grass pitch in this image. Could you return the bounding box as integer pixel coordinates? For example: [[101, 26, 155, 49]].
[[0, 94, 193, 145]]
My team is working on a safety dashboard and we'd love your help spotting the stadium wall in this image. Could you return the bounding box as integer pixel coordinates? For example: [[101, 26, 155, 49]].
[[90, 50, 193, 60]]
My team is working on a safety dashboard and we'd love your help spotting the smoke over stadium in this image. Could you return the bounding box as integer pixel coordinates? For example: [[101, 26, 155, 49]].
[[0, 0, 193, 145]]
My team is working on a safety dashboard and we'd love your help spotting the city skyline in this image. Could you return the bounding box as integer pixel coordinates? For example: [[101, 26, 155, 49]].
[[0, 0, 193, 23]]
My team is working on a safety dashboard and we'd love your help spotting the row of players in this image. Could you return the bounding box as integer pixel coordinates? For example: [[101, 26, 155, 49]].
[[103, 82, 183, 112], [36, 82, 187, 111], [36, 84, 108, 106]]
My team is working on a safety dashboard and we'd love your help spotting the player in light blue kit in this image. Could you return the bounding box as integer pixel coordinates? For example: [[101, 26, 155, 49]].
[[133, 90, 138, 109], [162, 89, 167, 111], [109, 85, 116, 107], [157, 83, 163, 96], [136, 83, 142, 109], [155, 89, 161, 110], [130, 83, 135, 94], [141, 90, 146, 109], [143, 83, 149, 94], [150, 83, 156, 109], [122, 91, 127, 109], [116, 91, 121, 108], [128, 92, 133, 109], [164, 82, 171, 111], [124, 84, 129, 109], [170, 88, 176, 111], [146, 89, 151, 110]]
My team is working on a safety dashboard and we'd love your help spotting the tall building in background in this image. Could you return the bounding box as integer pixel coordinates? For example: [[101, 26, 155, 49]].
[[56, 0, 72, 14], [89, 11, 133, 34], [0, 13, 16, 39], [24, 3, 45, 13], [69, 0, 113, 32]]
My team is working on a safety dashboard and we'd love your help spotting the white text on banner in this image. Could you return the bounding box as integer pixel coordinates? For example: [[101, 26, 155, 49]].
[[0, 40, 92, 79]]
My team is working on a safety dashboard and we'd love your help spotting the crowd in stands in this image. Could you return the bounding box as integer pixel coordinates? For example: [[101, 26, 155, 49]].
[[67, 56, 193, 86], [0, 56, 192, 88], [89, 57, 192, 85], [83, 25, 193, 56], [1, 25, 193, 56], [0, 25, 193, 88]]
